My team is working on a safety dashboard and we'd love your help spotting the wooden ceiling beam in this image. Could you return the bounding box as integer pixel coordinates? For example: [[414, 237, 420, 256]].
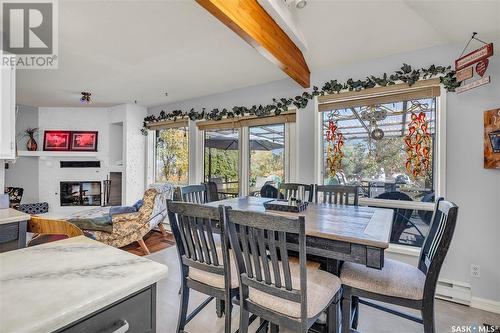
[[196, 0, 310, 88]]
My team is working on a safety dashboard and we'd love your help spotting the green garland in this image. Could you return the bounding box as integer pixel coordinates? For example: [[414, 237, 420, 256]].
[[143, 63, 458, 134]]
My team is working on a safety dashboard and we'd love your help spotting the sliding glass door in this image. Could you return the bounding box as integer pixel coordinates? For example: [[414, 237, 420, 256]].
[[204, 128, 240, 197], [249, 124, 285, 195]]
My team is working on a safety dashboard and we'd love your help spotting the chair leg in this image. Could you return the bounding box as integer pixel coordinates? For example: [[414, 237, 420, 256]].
[[224, 294, 232, 333], [327, 301, 340, 333], [177, 281, 190, 333], [270, 323, 279, 333], [342, 290, 352, 333], [137, 238, 150, 255], [158, 222, 168, 236], [422, 301, 435, 333], [351, 296, 359, 330], [239, 307, 250, 333], [216, 298, 224, 318]]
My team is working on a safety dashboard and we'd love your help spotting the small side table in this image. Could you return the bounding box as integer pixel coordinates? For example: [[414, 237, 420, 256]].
[[0, 208, 30, 252]]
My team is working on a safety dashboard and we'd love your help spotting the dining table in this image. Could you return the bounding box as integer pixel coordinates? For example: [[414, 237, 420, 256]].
[[204, 196, 394, 274]]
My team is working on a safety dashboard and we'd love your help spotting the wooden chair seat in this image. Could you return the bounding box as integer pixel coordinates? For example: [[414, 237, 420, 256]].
[[341, 259, 425, 300], [249, 260, 341, 318]]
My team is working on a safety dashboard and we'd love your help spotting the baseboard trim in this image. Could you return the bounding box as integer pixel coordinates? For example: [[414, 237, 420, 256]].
[[471, 297, 500, 314]]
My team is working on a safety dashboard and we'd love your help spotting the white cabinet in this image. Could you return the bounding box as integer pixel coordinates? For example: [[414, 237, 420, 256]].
[[0, 52, 16, 160]]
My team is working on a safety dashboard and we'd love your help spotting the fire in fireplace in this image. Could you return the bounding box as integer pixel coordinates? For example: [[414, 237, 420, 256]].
[[60, 181, 102, 206]]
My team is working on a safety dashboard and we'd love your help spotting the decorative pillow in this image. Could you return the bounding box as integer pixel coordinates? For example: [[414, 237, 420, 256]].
[[68, 215, 113, 233], [18, 202, 49, 215], [132, 199, 144, 211], [109, 206, 137, 216]]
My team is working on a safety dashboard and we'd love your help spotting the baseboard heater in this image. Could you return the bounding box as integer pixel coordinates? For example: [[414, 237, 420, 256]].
[[435, 278, 471, 306], [60, 161, 101, 168]]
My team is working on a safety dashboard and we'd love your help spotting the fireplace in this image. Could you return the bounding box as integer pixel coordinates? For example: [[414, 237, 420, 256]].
[[60, 181, 102, 206]]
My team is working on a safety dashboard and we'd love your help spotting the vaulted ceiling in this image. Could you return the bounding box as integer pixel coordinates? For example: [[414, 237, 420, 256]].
[[15, 0, 500, 107]]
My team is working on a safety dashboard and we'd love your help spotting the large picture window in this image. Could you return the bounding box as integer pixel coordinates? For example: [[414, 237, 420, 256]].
[[322, 97, 437, 247], [155, 126, 189, 184], [249, 124, 285, 195]]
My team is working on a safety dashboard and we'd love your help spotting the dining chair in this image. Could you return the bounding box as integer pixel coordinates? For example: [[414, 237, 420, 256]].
[[260, 184, 280, 199], [278, 183, 314, 202], [167, 200, 238, 333], [315, 185, 359, 205], [205, 181, 221, 202], [27, 216, 84, 246], [176, 184, 208, 204], [376, 191, 418, 243], [340, 198, 458, 333], [223, 207, 342, 333]]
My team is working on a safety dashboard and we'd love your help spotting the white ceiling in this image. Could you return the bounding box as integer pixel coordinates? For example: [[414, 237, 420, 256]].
[[15, 0, 500, 108]]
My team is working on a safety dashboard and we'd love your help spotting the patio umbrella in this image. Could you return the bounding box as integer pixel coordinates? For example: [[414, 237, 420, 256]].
[[205, 132, 284, 181], [205, 133, 283, 151]]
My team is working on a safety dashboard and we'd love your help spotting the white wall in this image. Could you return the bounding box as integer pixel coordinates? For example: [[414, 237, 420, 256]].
[[149, 43, 500, 304], [37, 107, 111, 215], [5, 105, 39, 203], [7, 104, 147, 213]]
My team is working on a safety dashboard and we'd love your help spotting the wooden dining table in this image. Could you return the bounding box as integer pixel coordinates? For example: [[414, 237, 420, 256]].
[[205, 196, 393, 274]]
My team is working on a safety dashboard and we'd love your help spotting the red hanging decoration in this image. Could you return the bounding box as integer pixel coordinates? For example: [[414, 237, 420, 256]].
[[325, 120, 344, 177], [405, 112, 431, 178]]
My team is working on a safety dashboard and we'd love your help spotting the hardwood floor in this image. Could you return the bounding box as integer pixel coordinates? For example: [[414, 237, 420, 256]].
[[148, 247, 500, 333], [120, 229, 175, 256]]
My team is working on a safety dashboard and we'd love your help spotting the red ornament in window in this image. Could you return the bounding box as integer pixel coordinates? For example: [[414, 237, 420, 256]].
[[325, 120, 344, 177], [404, 112, 431, 178]]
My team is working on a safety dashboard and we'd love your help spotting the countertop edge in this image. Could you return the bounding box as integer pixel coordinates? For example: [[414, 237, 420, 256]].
[[26, 267, 168, 333]]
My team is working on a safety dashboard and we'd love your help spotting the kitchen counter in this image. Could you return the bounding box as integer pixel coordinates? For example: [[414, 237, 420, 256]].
[[0, 208, 30, 224], [0, 236, 168, 333], [0, 208, 30, 252]]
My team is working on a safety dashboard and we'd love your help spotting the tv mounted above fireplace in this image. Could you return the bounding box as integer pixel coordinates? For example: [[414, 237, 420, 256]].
[[60, 181, 102, 206]]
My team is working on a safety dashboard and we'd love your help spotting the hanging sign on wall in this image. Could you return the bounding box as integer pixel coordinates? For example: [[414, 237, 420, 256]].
[[455, 40, 494, 93]]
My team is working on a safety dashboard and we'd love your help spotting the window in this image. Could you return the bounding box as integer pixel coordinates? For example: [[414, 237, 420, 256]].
[[204, 129, 240, 196], [249, 124, 285, 195], [155, 126, 189, 184], [321, 96, 438, 247]]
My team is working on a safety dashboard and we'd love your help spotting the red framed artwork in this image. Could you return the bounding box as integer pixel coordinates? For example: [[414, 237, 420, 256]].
[[70, 131, 98, 151], [43, 131, 71, 151]]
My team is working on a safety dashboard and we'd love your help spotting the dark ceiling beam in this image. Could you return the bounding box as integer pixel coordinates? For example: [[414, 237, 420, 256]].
[[196, 0, 311, 88]]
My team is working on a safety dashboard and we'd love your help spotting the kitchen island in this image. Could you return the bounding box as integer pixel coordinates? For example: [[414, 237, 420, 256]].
[[0, 236, 168, 333], [0, 208, 30, 252]]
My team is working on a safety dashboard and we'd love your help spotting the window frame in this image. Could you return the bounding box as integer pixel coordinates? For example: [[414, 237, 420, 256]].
[[314, 85, 447, 248]]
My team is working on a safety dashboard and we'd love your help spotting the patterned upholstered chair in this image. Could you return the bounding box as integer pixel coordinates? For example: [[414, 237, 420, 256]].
[[18, 202, 49, 215], [340, 198, 459, 333], [89, 184, 173, 254]]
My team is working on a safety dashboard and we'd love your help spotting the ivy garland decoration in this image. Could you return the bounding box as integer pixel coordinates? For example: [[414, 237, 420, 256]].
[[143, 63, 458, 134]]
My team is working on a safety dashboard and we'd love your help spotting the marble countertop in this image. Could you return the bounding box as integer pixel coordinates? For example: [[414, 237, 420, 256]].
[[0, 208, 30, 224], [0, 236, 168, 333]]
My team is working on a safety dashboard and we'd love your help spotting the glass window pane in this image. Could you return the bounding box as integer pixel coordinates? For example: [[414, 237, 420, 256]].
[[322, 98, 437, 247], [249, 124, 285, 195], [155, 127, 189, 184], [204, 129, 240, 196]]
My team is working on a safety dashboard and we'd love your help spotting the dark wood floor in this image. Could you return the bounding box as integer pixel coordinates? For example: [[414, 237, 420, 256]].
[[120, 229, 175, 256]]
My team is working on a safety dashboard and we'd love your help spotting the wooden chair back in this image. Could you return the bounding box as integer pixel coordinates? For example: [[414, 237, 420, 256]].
[[315, 185, 359, 205], [278, 183, 314, 202], [167, 200, 227, 278], [418, 198, 458, 301], [28, 216, 84, 238], [223, 207, 308, 329], [177, 184, 208, 204]]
